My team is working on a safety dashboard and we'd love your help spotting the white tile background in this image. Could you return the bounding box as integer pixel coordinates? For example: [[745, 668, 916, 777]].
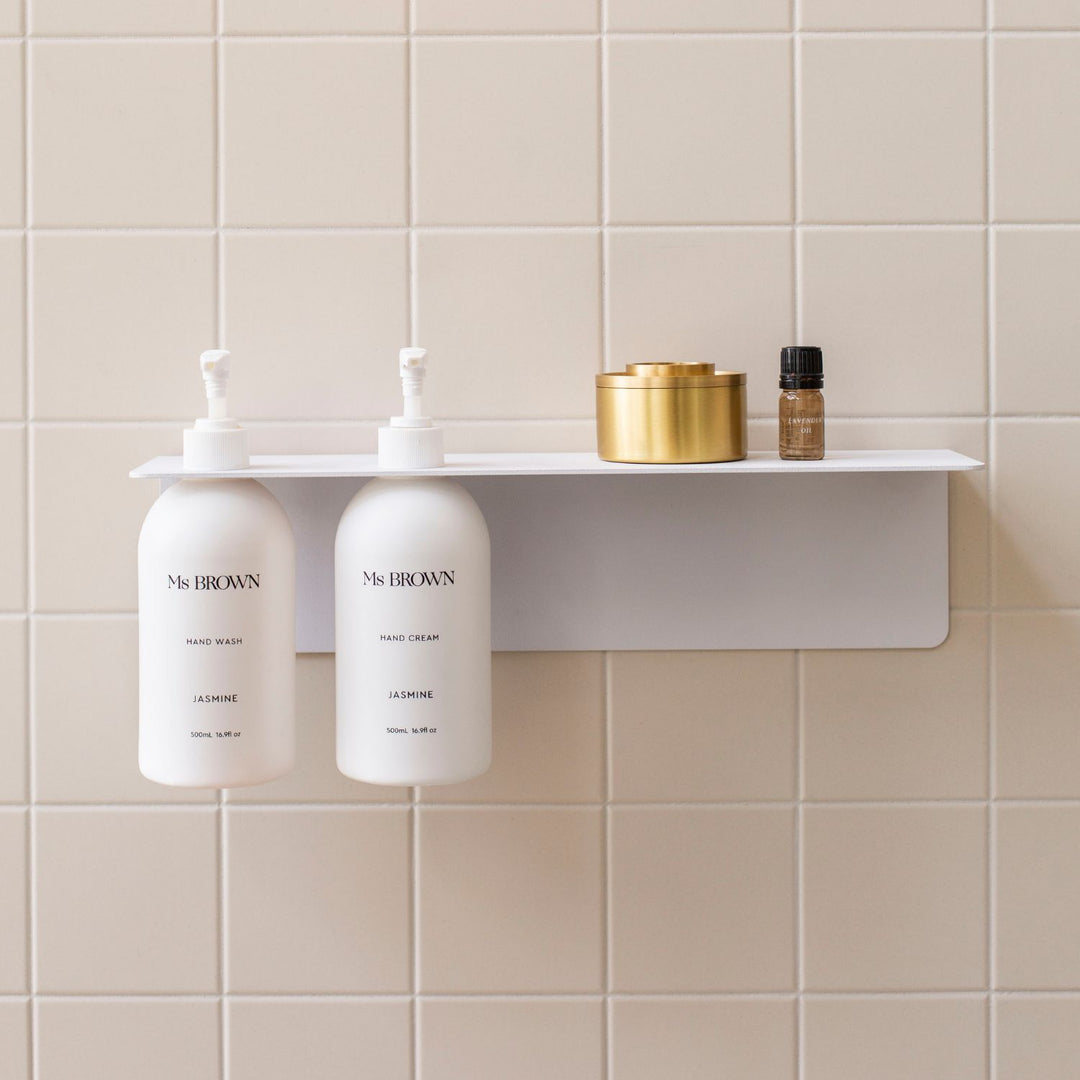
[[2, 0, 1080, 1077]]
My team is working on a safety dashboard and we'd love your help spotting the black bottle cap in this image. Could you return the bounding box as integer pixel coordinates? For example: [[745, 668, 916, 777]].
[[779, 345, 824, 390]]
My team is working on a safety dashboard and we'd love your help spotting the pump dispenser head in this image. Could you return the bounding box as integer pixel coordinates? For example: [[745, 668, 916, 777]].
[[182, 349, 250, 470], [378, 346, 445, 469]]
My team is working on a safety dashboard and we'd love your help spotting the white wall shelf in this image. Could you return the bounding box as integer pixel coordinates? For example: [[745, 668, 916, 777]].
[[132, 450, 982, 653]]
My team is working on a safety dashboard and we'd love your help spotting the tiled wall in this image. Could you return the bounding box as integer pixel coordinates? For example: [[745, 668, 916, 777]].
[[1, 0, 1079, 1077]]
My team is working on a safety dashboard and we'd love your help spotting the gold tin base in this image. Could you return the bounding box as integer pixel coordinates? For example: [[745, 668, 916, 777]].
[[596, 363, 747, 464]]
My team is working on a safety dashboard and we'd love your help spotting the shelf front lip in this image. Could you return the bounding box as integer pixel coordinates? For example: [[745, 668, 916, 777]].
[[130, 449, 984, 481]]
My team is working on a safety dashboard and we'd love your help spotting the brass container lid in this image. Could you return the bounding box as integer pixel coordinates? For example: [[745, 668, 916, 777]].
[[596, 362, 746, 389]]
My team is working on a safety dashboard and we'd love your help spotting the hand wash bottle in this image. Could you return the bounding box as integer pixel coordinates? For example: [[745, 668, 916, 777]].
[[138, 350, 296, 787], [335, 347, 492, 786]]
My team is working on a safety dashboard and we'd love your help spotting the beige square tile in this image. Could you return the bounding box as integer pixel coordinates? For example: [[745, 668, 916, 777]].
[[224, 0, 404, 33], [994, 39, 1080, 221], [995, 613, 1080, 797], [227, 808, 409, 992], [0, 0, 21, 33], [0, 1001, 27, 1080], [995, 230, 1080, 414], [610, 651, 796, 802], [32, 43, 213, 227], [33, 425, 172, 612], [224, 41, 405, 226], [223, 232, 407, 421], [416, 0, 596, 34], [416, 232, 599, 419], [34, 617, 210, 804], [0, 620, 26, 802], [607, 230, 793, 418], [801, 0, 983, 27], [608, 0, 789, 30], [419, 808, 602, 992], [415, 41, 597, 225], [801, 39, 984, 223], [228, 1000, 410, 1080], [609, 39, 791, 224], [994, 421, 1080, 607], [0, 811, 26, 992], [422, 653, 603, 804], [803, 614, 988, 800], [611, 807, 794, 992], [826, 419, 988, 608], [0, 428, 25, 611], [420, 1000, 602, 1080], [0, 236, 24, 419], [994, 0, 1080, 26], [33, 235, 214, 421], [611, 999, 795, 1080], [997, 806, 1080, 989], [804, 806, 987, 990], [801, 229, 986, 415], [37, 1001, 218, 1080], [36, 808, 217, 992], [31, 0, 214, 33], [804, 997, 986, 1080], [996, 998, 1080, 1080], [228, 654, 405, 804], [0, 45, 23, 228]]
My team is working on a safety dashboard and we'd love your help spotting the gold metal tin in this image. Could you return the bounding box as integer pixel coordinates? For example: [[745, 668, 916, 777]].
[[595, 362, 747, 463]]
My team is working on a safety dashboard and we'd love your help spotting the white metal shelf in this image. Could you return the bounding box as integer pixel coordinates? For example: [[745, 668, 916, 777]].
[[132, 450, 983, 653], [131, 448, 981, 480]]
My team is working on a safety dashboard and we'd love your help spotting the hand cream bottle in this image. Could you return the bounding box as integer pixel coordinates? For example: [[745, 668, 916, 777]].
[[138, 350, 296, 787], [335, 347, 492, 786]]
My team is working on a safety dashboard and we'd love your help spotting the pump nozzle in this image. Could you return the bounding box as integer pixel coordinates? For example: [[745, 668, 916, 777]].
[[200, 349, 231, 421], [184, 349, 249, 470], [378, 345, 444, 469], [399, 346, 427, 377], [397, 347, 429, 424]]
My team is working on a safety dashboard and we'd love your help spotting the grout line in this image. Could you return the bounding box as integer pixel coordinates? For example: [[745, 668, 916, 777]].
[[602, 648, 612, 1080], [985, 29, 995, 421], [407, 0, 418, 348], [26, 988, 1078, 1000], [18, 28, 1080, 41], [26, 412, 1069, 427], [26, 221, 1080, 234], [410, 788, 420, 1080], [984, 3, 998, 1073], [219, 793, 228, 1080], [22, 7, 37, 1076], [216, 12, 226, 350], [411, 795, 420, 1080], [15, 221, 1065, 233], [26, 795, 1080, 809], [795, 650, 806, 1080], [25, 612, 140, 620], [988, 620, 998, 1075], [598, 0, 609, 377]]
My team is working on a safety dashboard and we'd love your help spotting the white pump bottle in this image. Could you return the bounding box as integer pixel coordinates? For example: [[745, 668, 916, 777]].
[[335, 347, 492, 786], [138, 350, 296, 787]]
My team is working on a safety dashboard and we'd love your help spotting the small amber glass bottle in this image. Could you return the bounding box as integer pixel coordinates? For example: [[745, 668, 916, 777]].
[[779, 346, 824, 460]]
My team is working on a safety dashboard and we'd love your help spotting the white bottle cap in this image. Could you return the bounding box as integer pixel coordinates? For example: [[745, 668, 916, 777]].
[[377, 346, 445, 469], [183, 349, 250, 470]]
